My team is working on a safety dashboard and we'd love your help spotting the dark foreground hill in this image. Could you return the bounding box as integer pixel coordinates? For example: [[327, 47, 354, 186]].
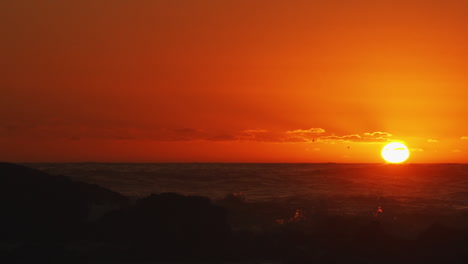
[[0, 162, 128, 242], [2, 162, 468, 264], [0, 163, 230, 263]]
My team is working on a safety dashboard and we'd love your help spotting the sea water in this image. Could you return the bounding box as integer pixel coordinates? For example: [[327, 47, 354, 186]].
[[26, 163, 468, 217]]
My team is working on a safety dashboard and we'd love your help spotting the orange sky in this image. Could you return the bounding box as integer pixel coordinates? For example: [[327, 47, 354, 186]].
[[1, 0, 468, 162]]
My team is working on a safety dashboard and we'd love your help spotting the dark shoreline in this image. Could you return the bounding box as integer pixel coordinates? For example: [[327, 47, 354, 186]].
[[2, 162, 468, 263]]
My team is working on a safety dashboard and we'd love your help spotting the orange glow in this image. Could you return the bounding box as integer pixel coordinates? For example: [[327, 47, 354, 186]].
[[2, 1, 468, 162]]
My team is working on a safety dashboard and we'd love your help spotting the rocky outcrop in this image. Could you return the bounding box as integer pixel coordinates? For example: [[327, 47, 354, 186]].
[[97, 192, 231, 258], [0, 162, 127, 242]]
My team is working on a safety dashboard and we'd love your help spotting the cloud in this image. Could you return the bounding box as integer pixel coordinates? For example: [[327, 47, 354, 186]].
[[452, 149, 462, 153], [427, 139, 439, 143], [319, 131, 392, 143], [0, 125, 210, 142], [165, 129, 391, 143], [286, 128, 325, 134], [320, 134, 362, 141], [282, 128, 326, 143], [461, 136, 468, 140], [159, 128, 207, 141], [0, 124, 393, 144], [364, 131, 393, 137]]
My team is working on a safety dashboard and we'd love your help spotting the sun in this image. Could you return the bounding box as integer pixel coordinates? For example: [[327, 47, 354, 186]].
[[381, 142, 410, 163]]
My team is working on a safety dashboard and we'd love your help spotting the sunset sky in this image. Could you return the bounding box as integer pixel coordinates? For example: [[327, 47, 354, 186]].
[[2, 0, 468, 162]]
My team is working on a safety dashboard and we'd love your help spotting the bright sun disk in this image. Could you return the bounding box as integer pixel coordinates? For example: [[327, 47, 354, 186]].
[[381, 142, 410, 163]]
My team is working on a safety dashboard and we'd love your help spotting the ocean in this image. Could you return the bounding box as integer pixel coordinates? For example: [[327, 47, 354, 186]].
[[26, 163, 468, 219]]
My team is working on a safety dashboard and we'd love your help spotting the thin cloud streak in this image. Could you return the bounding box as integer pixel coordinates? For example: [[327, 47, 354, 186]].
[[0, 125, 393, 144], [286, 128, 326, 134], [319, 132, 392, 143]]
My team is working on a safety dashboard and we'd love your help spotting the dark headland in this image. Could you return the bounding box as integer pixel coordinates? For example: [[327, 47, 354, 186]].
[[2, 162, 468, 264]]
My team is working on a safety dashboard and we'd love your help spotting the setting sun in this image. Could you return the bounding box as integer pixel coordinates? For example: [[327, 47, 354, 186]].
[[381, 142, 410, 163]]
